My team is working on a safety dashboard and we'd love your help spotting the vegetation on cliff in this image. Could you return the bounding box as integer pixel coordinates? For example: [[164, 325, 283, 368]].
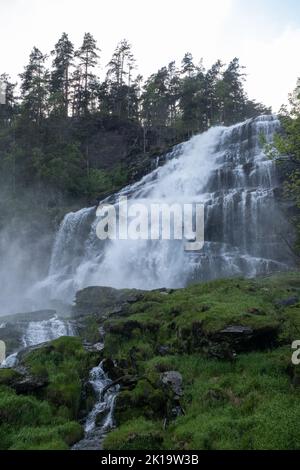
[[0, 34, 269, 216]]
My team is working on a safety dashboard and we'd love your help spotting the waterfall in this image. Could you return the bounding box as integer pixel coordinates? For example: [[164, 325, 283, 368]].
[[22, 316, 75, 348], [32, 115, 293, 304], [0, 316, 75, 368]]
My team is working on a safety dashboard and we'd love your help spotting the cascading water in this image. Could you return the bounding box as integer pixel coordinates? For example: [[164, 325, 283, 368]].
[[22, 315, 75, 348], [31, 115, 294, 305], [0, 316, 75, 368], [73, 360, 119, 450]]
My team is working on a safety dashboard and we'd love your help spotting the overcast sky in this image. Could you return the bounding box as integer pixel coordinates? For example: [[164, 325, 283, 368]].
[[1, 0, 300, 111]]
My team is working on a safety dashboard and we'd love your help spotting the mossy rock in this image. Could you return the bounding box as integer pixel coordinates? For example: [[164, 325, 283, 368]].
[[115, 378, 167, 424], [0, 369, 22, 386]]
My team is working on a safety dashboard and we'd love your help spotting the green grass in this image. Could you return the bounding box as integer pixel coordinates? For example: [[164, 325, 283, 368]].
[[104, 348, 300, 450], [2, 272, 300, 450], [102, 272, 300, 450], [0, 336, 98, 450], [103, 418, 164, 450]]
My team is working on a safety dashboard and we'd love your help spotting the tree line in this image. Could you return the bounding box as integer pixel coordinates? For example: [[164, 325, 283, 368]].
[[0, 32, 270, 203], [1, 32, 270, 130]]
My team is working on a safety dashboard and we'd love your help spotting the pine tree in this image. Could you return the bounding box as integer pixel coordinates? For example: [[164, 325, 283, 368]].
[[75, 33, 100, 113], [142, 67, 169, 128], [181, 52, 196, 78], [167, 61, 181, 126], [19, 47, 48, 123], [204, 60, 223, 126], [50, 33, 74, 115], [70, 67, 83, 117], [219, 58, 246, 125], [106, 39, 137, 118], [179, 62, 206, 135]]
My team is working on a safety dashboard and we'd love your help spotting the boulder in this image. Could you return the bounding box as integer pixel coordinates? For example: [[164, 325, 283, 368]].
[[73, 286, 146, 317], [160, 371, 183, 398], [212, 324, 279, 352], [12, 373, 49, 394]]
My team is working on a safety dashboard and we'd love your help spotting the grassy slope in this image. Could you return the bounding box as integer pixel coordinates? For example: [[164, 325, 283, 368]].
[[1, 272, 300, 450], [102, 273, 300, 450], [0, 337, 99, 450]]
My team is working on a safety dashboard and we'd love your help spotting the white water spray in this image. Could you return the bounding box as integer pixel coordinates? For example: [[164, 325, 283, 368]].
[[32, 115, 293, 304]]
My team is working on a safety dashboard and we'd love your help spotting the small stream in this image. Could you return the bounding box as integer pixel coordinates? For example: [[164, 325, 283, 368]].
[[73, 360, 119, 450]]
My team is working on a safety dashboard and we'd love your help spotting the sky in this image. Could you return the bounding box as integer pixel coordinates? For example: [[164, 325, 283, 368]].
[[1, 0, 300, 111]]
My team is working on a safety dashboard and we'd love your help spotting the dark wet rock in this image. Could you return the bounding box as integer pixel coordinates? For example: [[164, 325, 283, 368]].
[[183, 320, 280, 357], [213, 321, 280, 353], [95, 410, 107, 426], [102, 375, 139, 395], [220, 326, 254, 335], [83, 341, 104, 353], [102, 358, 125, 381], [170, 405, 184, 418], [118, 375, 139, 390], [1, 366, 49, 394], [160, 371, 183, 398], [102, 358, 116, 376], [73, 286, 146, 317], [213, 324, 279, 352], [206, 342, 237, 361], [126, 295, 142, 304], [153, 288, 175, 295], [156, 345, 171, 356], [12, 374, 49, 394]]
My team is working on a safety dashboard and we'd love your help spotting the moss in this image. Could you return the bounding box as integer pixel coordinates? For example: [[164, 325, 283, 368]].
[[103, 418, 164, 450], [101, 272, 300, 450], [0, 386, 53, 427], [3, 272, 300, 450], [79, 315, 102, 343], [0, 386, 83, 450], [23, 336, 98, 419], [0, 369, 21, 386], [0, 336, 98, 450], [115, 378, 166, 424], [8, 422, 83, 450]]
